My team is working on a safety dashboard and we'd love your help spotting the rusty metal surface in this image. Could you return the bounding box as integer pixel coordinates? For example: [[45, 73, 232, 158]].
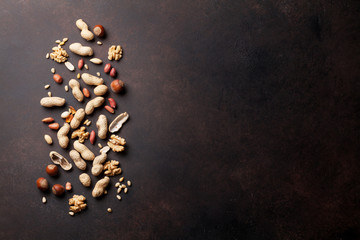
[[0, 1, 360, 239]]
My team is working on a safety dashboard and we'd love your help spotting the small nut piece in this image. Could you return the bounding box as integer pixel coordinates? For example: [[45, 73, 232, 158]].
[[110, 79, 124, 93], [107, 135, 126, 152], [90, 130, 96, 145], [65, 182, 72, 191], [104, 106, 114, 114], [48, 123, 60, 130], [42, 117, 54, 123], [82, 88, 90, 98], [53, 74, 63, 84], [79, 173, 91, 187], [103, 160, 122, 176], [109, 112, 129, 133], [110, 68, 117, 78], [69, 150, 87, 170], [44, 134, 53, 145], [69, 195, 87, 213]]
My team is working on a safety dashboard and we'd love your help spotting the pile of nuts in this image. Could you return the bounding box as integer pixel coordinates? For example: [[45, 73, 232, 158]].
[[37, 19, 133, 215]]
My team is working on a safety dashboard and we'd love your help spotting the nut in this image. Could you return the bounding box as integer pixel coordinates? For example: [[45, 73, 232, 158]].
[[96, 114, 108, 139], [107, 208, 112, 213], [42, 196, 47, 203], [91, 152, 107, 176], [57, 123, 70, 148], [44, 84, 50, 89], [78, 59, 84, 70], [61, 111, 70, 118], [47, 91, 52, 97], [50, 46, 68, 63], [79, 173, 91, 187], [44, 134, 53, 145], [96, 72, 101, 77], [82, 88, 90, 98], [52, 184, 65, 196], [110, 68, 117, 77], [84, 64, 89, 70], [107, 135, 126, 152], [71, 126, 90, 143], [108, 45, 122, 61], [127, 180, 132, 187], [93, 25, 105, 37], [92, 176, 110, 198], [89, 58, 103, 64], [48, 123, 60, 130], [73, 140, 95, 161], [65, 85, 69, 92], [104, 63, 111, 73], [108, 98, 116, 108], [53, 74, 63, 84], [69, 150, 87, 170], [81, 73, 104, 86], [36, 177, 49, 191], [90, 130, 96, 144], [65, 182, 72, 191], [51, 68, 56, 74], [42, 117, 54, 123], [94, 85, 108, 96], [104, 106, 114, 113], [103, 160, 122, 176], [69, 195, 87, 213], [49, 151, 72, 171], [97, 41, 102, 45], [40, 97, 66, 107], [85, 97, 105, 115], [70, 108, 85, 129], [46, 164, 58, 176], [110, 79, 124, 93], [76, 19, 94, 41], [69, 79, 84, 102], [69, 43, 93, 56], [65, 61, 75, 72], [109, 112, 129, 133]]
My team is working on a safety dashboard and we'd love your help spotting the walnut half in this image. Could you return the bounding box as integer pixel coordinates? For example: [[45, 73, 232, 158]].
[[103, 160, 122, 176], [71, 126, 90, 143], [69, 195, 87, 213], [107, 134, 126, 152]]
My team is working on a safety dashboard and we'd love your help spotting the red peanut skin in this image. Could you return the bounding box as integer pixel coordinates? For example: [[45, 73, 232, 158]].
[[48, 123, 60, 130], [82, 88, 90, 98], [108, 98, 116, 108], [104, 105, 114, 113], [90, 130, 96, 144], [110, 68, 117, 77], [78, 59, 84, 70], [53, 74, 63, 84]]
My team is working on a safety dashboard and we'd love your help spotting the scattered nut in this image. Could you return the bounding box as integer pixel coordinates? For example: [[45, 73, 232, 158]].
[[124, 188, 128, 194], [86, 121, 91, 126], [96, 72, 100, 77], [51, 68, 56, 74], [119, 177, 124, 182], [69, 195, 87, 213], [57, 123, 70, 148], [116, 195, 121, 200], [82, 88, 90, 98], [117, 187, 122, 194], [52, 184, 65, 196], [77, 73, 81, 79], [98, 143, 102, 148], [44, 84, 50, 89], [69, 212, 75, 216], [109, 112, 129, 133], [78, 59, 84, 70], [84, 63, 89, 70], [63, 38, 68, 42], [127, 180, 132, 187], [44, 134, 53, 145], [110, 68, 117, 77], [47, 91, 52, 97], [89, 58, 103, 65], [55, 40, 61, 44], [110, 79, 124, 93], [79, 173, 91, 187], [69, 43, 93, 56], [76, 19, 94, 41], [53, 74, 63, 84], [108, 45, 122, 61], [65, 85, 69, 92], [65, 61, 75, 72], [36, 177, 49, 191], [66, 182, 72, 191], [48, 123, 60, 130], [61, 111, 70, 119], [70, 108, 85, 129], [107, 208, 112, 213], [93, 25, 105, 37], [40, 97, 66, 107], [103, 160, 122, 176], [104, 105, 114, 113], [71, 126, 90, 143], [46, 53, 50, 59], [69, 150, 87, 170], [42, 117, 54, 123], [42, 196, 47, 204], [115, 182, 120, 188], [46, 164, 58, 176], [104, 63, 111, 73], [91, 152, 107, 176], [97, 41, 102, 45], [94, 85, 108, 96], [92, 176, 110, 198], [49, 151, 72, 171]]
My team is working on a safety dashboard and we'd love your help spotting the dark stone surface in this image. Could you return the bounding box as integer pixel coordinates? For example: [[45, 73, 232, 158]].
[[0, 0, 360, 239]]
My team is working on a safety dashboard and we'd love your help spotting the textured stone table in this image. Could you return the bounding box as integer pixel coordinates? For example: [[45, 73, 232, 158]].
[[0, 1, 359, 239]]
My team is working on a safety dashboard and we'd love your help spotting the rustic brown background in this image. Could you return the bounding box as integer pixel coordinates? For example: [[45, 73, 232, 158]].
[[1, 0, 360, 239]]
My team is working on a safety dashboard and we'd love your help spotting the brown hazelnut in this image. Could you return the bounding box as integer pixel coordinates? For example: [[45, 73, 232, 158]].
[[110, 80, 124, 93], [93, 25, 105, 37], [36, 177, 49, 191], [52, 184, 65, 196], [46, 164, 58, 176]]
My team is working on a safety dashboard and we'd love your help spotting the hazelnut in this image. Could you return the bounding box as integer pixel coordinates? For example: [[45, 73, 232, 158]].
[[93, 25, 105, 37], [36, 177, 49, 191], [46, 164, 58, 176], [52, 184, 65, 196], [110, 80, 124, 93]]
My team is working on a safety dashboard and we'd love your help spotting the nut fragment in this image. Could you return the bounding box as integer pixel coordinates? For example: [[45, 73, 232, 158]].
[[124, 188, 128, 194], [107, 208, 112, 213], [42, 196, 47, 204], [69, 212, 75, 216], [84, 64, 89, 70], [119, 177, 124, 182], [109, 112, 129, 133], [65, 182, 72, 191], [69, 195, 87, 213], [97, 41, 102, 45], [108, 45, 123, 61], [49, 151, 72, 171], [115, 182, 120, 188], [65, 85, 69, 92], [116, 195, 121, 200], [44, 134, 53, 145], [71, 126, 90, 143], [48, 123, 60, 130], [65, 61, 75, 72], [47, 92, 52, 97], [89, 58, 103, 64], [104, 105, 114, 113], [51, 68, 55, 74], [46, 53, 50, 59], [77, 73, 81, 79], [100, 146, 110, 154], [50, 46, 68, 63], [44, 84, 50, 89], [127, 180, 132, 187], [78, 59, 84, 70], [103, 160, 122, 176], [98, 143, 102, 148], [61, 111, 70, 118]]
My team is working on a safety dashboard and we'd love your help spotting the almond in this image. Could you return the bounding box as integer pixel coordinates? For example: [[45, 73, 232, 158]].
[[42, 117, 54, 123]]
